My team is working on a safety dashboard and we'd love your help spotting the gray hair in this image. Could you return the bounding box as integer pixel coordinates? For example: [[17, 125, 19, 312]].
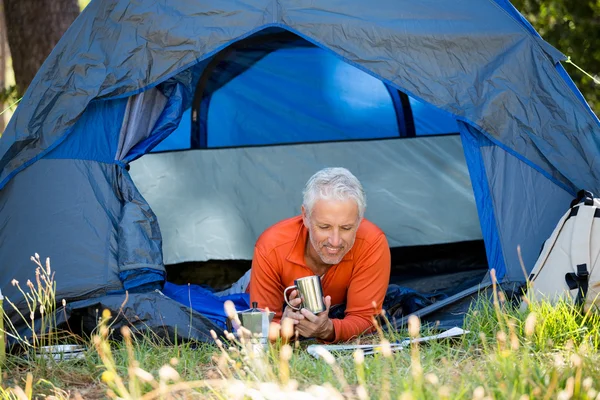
[[302, 167, 366, 220]]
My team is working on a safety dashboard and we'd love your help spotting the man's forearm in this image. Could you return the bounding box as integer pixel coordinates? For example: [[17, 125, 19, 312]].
[[330, 315, 375, 342]]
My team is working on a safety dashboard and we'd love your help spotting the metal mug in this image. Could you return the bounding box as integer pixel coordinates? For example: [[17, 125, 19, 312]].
[[283, 275, 326, 314]]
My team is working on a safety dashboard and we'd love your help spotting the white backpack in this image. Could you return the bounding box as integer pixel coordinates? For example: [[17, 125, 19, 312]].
[[525, 190, 600, 312]]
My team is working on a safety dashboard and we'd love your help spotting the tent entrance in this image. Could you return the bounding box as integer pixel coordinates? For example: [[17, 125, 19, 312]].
[[128, 29, 488, 323]]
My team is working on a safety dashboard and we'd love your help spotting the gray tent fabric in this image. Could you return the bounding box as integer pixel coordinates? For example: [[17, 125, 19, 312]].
[[8, 294, 223, 347], [0, 0, 599, 194], [481, 145, 575, 281], [60, 292, 224, 343], [130, 136, 482, 263], [116, 88, 168, 160], [116, 168, 164, 280], [0, 159, 122, 307], [0, 291, 223, 346]]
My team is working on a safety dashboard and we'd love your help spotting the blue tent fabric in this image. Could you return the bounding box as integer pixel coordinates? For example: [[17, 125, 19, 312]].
[[202, 45, 399, 147], [492, 0, 595, 114], [45, 98, 128, 162], [1, 0, 599, 192], [162, 282, 251, 330], [153, 42, 460, 153], [459, 123, 507, 280], [125, 62, 207, 160]]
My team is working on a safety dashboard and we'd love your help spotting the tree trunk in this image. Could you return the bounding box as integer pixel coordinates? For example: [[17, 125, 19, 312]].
[[3, 0, 79, 97]]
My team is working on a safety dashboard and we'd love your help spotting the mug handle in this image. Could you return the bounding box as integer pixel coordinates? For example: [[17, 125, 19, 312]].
[[283, 285, 301, 311]]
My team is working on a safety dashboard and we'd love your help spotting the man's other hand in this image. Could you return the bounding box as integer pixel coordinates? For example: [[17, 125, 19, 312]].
[[296, 295, 334, 341]]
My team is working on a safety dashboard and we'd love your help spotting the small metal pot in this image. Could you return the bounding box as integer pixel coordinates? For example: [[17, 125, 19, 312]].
[[226, 302, 275, 342]]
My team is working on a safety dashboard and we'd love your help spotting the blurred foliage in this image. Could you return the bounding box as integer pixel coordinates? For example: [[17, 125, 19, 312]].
[[0, 84, 17, 104], [511, 0, 600, 117]]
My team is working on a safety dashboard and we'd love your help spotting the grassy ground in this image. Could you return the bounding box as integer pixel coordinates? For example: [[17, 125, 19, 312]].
[[2, 258, 600, 398], [3, 292, 600, 399]]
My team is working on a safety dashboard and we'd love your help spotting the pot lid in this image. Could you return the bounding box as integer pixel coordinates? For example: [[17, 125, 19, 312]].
[[239, 301, 274, 314]]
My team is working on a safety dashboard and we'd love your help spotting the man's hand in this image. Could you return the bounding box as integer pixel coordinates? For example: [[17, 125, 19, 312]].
[[282, 289, 304, 325], [295, 295, 335, 341]]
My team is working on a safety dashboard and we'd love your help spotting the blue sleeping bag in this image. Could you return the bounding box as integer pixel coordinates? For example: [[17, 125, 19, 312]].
[[162, 282, 250, 330]]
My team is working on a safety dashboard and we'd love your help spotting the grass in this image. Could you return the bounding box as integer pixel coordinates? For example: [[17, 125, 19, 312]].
[[3, 258, 600, 399]]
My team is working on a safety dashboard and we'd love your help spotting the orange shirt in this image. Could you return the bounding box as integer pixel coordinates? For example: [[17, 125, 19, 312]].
[[249, 216, 391, 342]]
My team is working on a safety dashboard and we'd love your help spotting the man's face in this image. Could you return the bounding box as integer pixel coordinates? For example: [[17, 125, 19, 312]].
[[303, 198, 360, 266]]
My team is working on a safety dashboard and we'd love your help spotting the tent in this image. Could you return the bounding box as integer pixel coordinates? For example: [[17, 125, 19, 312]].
[[1, 0, 599, 342]]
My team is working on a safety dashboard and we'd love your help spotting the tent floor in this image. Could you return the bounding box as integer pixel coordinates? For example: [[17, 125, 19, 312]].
[[407, 280, 526, 331], [390, 268, 488, 299], [165, 253, 490, 331], [164, 239, 490, 324]]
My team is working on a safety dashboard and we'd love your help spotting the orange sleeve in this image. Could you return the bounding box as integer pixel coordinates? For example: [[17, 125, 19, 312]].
[[330, 233, 391, 342], [249, 246, 286, 321]]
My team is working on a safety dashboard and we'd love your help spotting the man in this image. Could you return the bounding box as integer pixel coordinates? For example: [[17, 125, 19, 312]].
[[249, 167, 391, 342]]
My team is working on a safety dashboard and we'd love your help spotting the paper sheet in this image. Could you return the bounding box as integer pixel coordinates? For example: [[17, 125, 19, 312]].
[[307, 327, 469, 359]]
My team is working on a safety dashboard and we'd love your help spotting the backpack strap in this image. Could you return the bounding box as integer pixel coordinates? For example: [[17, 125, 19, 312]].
[[565, 200, 596, 306], [570, 189, 595, 208]]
